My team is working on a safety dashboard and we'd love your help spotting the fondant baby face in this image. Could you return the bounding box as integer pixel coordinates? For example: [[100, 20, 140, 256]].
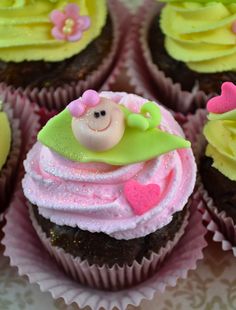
[[72, 98, 125, 151]]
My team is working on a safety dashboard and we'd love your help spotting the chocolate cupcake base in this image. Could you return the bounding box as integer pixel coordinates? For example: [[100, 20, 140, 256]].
[[29, 203, 190, 291], [200, 156, 236, 224], [33, 205, 187, 267]]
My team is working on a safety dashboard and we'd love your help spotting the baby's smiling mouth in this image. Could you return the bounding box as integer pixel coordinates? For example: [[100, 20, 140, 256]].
[[88, 119, 112, 132]]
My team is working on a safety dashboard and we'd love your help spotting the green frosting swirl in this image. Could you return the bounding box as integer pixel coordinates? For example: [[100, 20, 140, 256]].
[[0, 0, 107, 62], [160, 1, 236, 73], [204, 110, 236, 181]]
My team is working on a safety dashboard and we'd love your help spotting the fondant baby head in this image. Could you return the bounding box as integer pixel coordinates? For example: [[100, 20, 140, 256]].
[[68, 90, 125, 151]]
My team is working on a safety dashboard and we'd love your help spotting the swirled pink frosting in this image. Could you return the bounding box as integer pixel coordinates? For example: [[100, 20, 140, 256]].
[[22, 92, 196, 240]]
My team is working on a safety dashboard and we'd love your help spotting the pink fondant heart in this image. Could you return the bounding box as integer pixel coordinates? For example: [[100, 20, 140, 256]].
[[124, 179, 161, 215], [207, 82, 236, 114]]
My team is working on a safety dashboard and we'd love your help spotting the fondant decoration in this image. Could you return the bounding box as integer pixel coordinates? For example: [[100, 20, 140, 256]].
[[0, 102, 11, 170], [38, 91, 191, 165], [207, 82, 236, 114], [124, 179, 161, 215], [72, 97, 125, 152], [123, 102, 161, 131], [50, 3, 90, 42]]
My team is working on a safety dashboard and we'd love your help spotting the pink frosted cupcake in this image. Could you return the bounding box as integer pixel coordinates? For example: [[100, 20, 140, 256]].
[[0, 0, 127, 111], [22, 90, 196, 290], [184, 82, 236, 254]]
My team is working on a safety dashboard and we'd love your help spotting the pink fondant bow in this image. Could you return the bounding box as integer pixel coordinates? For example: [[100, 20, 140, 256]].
[[68, 90, 100, 117]]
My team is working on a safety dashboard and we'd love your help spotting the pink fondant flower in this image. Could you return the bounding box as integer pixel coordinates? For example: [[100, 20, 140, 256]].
[[50, 3, 90, 42]]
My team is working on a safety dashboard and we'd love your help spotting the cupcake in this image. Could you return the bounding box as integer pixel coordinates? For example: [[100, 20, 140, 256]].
[[0, 0, 124, 111], [200, 82, 236, 219], [184, 82, 236, 252], [22, 90, 196, 290], [126, 0, 236, 113]]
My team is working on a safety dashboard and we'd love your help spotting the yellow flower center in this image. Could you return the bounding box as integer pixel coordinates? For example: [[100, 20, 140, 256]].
[[62, 18, 75, 35]]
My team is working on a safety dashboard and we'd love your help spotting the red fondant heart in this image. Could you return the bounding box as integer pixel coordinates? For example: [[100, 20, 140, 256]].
[[124, 179, 161, 215]]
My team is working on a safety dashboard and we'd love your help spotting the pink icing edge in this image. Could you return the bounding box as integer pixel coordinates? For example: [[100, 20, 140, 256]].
[[22, 92, 196, 240]]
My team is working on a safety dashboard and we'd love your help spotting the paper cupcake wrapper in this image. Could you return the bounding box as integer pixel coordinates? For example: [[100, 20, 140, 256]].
[[184, 109, 236, 256], [100, 1, 132, 92], [29, 204, 190, 291], [0, 86, 40, 216], [0, 0, 128, 112], [199, 184, 236, 256], [36, 107, 58, 128], [3, 190, 207, 310], [125, 0, 210, 114], [0, 104, 21, 212]]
